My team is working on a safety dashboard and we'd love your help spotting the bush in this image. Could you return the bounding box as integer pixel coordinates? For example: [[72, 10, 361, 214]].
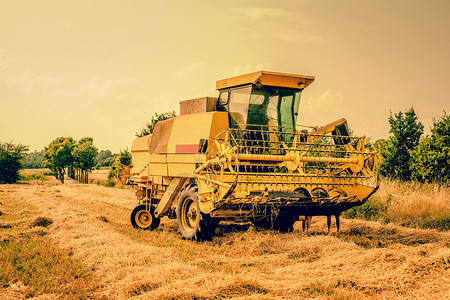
[[101, 179, 117, 187], [0, 142, 28, 184], [19, 173, 47, 182], [342, 196, 389, 220], [107, 149, 132, 181]]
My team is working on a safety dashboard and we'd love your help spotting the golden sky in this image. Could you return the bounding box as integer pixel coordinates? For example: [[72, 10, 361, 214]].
[[1, 0, 449, 152]]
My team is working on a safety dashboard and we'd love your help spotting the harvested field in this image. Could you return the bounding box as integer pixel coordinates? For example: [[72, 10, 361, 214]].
[[0, 179, 449, 299], [88, 168, 110, 183]]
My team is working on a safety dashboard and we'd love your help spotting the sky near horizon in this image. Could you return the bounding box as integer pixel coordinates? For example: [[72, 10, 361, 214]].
[[1, 0, 449, 153]]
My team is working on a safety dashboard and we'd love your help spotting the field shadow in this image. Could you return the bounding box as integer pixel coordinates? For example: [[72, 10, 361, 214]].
[[337, 223, 448, 248], [155, 217, 449, 249], [215, 222, 252, 236]]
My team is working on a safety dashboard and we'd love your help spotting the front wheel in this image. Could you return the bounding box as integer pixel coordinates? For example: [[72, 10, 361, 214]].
[[176, 184, 215, 241], [130, 204, 160, 230]]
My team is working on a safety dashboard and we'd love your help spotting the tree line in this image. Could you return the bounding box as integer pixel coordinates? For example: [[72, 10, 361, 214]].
[[377, 108, 449, 184], [43, 137, 98, 183], [1, 110, 449, 185], [0, 111, 168, 184], [42, 137, 132, 184], [0, 136, 130, 185], [23, 149, 118, 169]]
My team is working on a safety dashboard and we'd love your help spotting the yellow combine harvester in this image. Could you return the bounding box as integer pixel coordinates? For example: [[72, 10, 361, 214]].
[[121, 71, 378, 240]]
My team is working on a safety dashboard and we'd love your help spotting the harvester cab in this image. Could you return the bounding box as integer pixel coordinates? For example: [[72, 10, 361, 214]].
[[216, 71, 313, 132], [124, 71, 378, 241]]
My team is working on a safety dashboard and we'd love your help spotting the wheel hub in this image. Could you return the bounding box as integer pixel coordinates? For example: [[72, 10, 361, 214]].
[[187, 207, 197, 221], [136, 210, 152, 228], [182, 200, 198, 231]]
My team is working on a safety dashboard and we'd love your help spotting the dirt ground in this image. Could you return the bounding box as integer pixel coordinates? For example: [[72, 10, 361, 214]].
[[0, 179, 449, 299]]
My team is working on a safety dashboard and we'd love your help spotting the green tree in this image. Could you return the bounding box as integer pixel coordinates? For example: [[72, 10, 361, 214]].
[[24, 150, 44, 169], [136, 111, 176, 137], [379, 108, 424, 181], [73, 137, 98, 183], [96, 150, 117, 167], [373, 138, 392, 175], [0, 142, 29, 184], [411, 112, 450, 183], [107, 149, 132, 181], [43, 137, 75, 183], [432, 111, 450, 145]]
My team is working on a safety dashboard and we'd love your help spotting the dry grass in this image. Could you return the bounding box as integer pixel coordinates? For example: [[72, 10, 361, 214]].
[[380, 180, 450, 226], [20, 168, 51, 175], [345, 180, 450, 230], [0, 179, 449, 299], [0, 184, 97, 299], [89, 168, 110, 184]]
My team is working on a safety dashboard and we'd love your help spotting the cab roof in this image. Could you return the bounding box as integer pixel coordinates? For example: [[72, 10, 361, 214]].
[[216, 71, 315, 91]]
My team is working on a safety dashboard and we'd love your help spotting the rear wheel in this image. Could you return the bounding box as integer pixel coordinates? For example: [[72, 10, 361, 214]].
[[130, 204, 160, 230], [177, 184, 215, 241]]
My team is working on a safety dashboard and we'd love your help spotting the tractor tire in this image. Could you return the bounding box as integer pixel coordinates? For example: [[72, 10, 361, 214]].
[[130, 204, 161, 230], [176, 184, 215, 241]]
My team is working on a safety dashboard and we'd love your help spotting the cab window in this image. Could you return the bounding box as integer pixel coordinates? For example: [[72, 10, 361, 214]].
[[228, 86, 251, 129]]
